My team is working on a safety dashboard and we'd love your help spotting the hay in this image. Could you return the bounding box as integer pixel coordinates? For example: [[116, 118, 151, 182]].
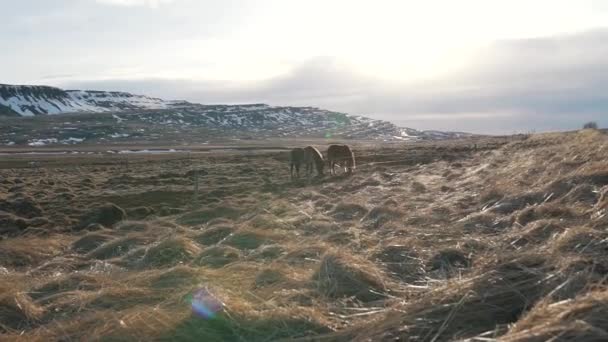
[[177, 206, 241, 226], [206, 217, 235, 227], [140, 238, 201, 268], [352, 253, 553, 341], [510, 219, 565, 247], [29, 274, 102, 301], [71, 232, 115, 254], [87, 235, 149, 260], [193, 225, 234, 245], [283, 246, 326, 265], [0, 211, 29, 236], [503, 290, 608, 341], [299, 220, 339, 235], [559, 183, 599, 204], [122, 206, 153, 221], [457, 212, 508, 233], [5, 131, 608, 341], [428, 249, 471, 278], [158, 206, 184, 216], [516, 203, 576, 226], [145, 266, 202, 289], [324, 231, 356, 245], [248, 245, 286, 261], [596, 185, 608, 209], [411, 181, 427, 193], [0, 196, 44, 218], [361, 206, 403, 229], [492, 193, 546, 215], [331, 202, 368, 221], [88, 287, 163, 311], [0, 292, 43, 332], [224, 231, 271, 250], [76, 203, 126, 229], [254, 269, 284, 288], [373, 245, 425, 283], [549, 257, 608, 301], [313, 253, 387, 302], [248, 214, 285, 230], [554, 228, 608, 256], [115, 221, 151, 232], [194, 246, 241, 268], [0, 236, 65, 268]]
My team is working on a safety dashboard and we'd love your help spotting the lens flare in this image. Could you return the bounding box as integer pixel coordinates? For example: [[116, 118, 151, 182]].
[[189, 288, 223, 319]]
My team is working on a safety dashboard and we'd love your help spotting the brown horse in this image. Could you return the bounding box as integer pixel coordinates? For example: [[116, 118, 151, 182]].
[[327, 144, 356, 175], [303, 146, 324, 178], [289, 148, 305, 179]]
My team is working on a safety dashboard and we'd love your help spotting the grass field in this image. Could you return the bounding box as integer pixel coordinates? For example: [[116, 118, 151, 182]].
[[1, 131, 607, 341]]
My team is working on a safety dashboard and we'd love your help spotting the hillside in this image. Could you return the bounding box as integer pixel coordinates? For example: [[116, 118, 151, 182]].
[[1, 130, 607, 341], [0, 84, 474, 144], [0, 84, 168, 116]]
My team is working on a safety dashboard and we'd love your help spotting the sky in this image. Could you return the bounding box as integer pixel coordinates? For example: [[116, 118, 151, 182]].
[[2, 0, 608, 134]]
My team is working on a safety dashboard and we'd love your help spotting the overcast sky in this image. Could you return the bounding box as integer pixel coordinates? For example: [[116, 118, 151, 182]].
[[3, 0, 608, 133]]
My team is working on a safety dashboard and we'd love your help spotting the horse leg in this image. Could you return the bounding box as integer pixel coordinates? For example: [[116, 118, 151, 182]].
[[296, 164, 300, 179], [308, 162, 312, 180], [290, 163, 294, 180]]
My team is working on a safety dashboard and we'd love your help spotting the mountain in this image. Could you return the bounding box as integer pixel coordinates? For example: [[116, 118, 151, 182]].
[[0, 84, 169, 116], [0, 84, 475, 145]]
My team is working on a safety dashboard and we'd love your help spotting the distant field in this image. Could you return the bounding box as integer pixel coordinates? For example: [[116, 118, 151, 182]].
[[1, 131, 607, 341]]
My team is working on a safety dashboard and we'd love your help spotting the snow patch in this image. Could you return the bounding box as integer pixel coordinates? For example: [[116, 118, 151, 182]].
[[28, 138, 59, 146], [61, 137, 85, 144], [112, 114, 125, 123]]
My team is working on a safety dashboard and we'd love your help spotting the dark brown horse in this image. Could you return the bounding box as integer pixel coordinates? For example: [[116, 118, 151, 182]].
[[303, 146, 324, 178], [289, 148, 305, 179], [327, 144, 356, 175]]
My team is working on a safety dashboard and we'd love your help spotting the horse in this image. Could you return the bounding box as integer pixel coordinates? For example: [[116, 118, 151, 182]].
[[303, 146, 324, 178], [289, 148, 305, 180], [327, 144, 356, 175]]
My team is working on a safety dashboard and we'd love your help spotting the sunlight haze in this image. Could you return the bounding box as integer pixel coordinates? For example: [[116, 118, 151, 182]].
[[3, 0, 608, 133]]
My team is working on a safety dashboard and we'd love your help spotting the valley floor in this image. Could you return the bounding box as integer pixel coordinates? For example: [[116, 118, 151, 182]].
[[1, 131, 607, 341]]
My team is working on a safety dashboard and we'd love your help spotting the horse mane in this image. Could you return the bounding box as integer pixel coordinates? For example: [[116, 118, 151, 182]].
[[305, 146, 324, 174], [309, 146, 323, 161]]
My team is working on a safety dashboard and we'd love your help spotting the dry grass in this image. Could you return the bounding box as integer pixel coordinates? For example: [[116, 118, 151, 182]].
[[313, 252, 388, 302], [140, 237, 202, 268], [2, 132, 608, 340], [503, 289, 608, 341]]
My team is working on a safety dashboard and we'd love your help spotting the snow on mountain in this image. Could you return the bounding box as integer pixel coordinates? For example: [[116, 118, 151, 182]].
[[0, 83, 475, 144], [0, 84, 168, 116]]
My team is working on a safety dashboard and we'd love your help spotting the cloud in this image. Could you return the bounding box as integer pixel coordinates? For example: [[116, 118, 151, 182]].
[[94, 0, 176, 7], [62, 29, 608, 134]]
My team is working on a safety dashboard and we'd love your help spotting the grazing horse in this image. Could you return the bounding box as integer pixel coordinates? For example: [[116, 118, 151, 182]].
[[289, 148, 305, 179], [327, 144, 356, 175], [303, 146, 324, 178]]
